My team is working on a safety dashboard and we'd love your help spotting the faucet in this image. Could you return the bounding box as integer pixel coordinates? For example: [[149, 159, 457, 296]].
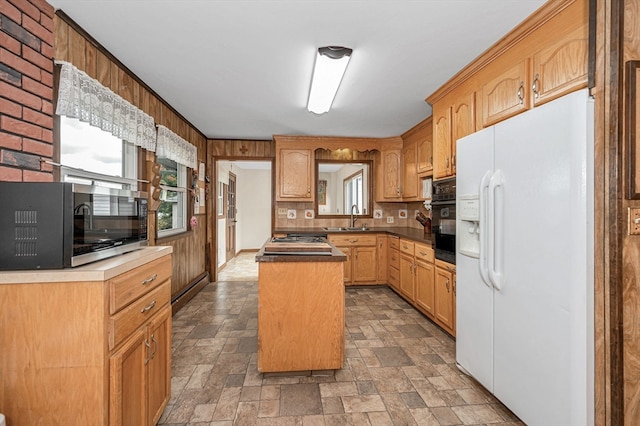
[[350, 204, 359, 228]]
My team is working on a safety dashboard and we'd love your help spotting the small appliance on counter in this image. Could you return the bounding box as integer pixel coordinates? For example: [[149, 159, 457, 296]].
[[0, 182, 148, 270]]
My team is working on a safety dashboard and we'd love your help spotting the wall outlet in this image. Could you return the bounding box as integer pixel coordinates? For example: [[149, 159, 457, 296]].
[[387, 216, 394, 224], [277, 208, 287, 215], [629, 208, 640, 235]]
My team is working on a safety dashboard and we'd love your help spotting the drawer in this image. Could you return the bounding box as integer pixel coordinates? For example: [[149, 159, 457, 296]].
[[109, 256, 172, 315], [414, 243, 434, 263], [399, 239, 415, 256], [388, 237, 400, 250], [388, 266, 399, 287], [109, 283, 170, 350], [329, 234, 377, 247], [435, 258, 456, 272], [388, 249, 400, 269]]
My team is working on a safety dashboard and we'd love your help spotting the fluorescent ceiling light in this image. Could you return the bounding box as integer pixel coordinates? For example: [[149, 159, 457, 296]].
[[307, 46, 353, 115]]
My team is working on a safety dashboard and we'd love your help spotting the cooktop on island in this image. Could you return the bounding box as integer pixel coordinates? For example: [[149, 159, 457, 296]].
[[263, 236, 332, 255]]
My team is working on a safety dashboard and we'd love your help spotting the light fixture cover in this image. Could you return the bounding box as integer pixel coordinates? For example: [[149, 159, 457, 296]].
[[307, 46, 353, 115]]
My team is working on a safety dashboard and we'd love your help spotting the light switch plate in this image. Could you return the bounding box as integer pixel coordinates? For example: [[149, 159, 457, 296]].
[[277, 208, 287, 215], [629, 208, 640, 235], [387, 216, 394, 223]]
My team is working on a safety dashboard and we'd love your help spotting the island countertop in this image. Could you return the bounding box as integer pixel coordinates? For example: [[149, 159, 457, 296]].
[[272, 227, 433, 246], [255, 237, 347, 263]]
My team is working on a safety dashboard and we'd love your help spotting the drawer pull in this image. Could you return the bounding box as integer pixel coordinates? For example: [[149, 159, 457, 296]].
[[141, 274, 158, 285], [419, 251, 428, 256], [151, 334, 158, 359], [141, 300, 157, 313], [349, 239, 358, 243]]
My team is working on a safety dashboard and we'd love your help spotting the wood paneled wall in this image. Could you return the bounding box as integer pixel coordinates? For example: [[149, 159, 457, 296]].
[[621, 0, 640, 423], [53, 13, 208, 301]]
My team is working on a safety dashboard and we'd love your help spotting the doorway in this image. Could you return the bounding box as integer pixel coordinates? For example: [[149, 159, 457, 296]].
[[215, 159, 273, 279]]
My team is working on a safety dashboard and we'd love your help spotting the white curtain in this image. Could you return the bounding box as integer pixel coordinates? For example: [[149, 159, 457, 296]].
[[156, 125, 197, 169], [55, 61, 157, 152]]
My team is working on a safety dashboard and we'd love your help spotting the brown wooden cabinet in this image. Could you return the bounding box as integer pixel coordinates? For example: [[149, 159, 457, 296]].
[[433, 91, 475, 179], [434, 259, 456, 336], [414, 243, 435, 317], [329, 234, 378, 285], [416, 118, 434, 176], [401, 141, 419, 200], [0, 249, 172, 426], [481, 59, 530, 127], [398, 239, 416, 301], [376, 235, 388, 283], [276, 148, 314, 201], [375, 148, 402, 201], [387, 236, 400, 291]]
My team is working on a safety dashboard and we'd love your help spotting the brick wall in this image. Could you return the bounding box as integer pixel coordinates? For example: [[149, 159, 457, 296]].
[[0, 0, 54, 182]]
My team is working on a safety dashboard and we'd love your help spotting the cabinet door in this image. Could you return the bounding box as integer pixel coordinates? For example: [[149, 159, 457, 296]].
[[110, 328, 148, 426], [532, 25, 588, 106], [451, 92, 476, 176], [339, 246, 352, 283], [481, 59, 530, 127], [399, 254, 415, 302], [278, 149, 313, 200], [401, 142, 418, 199], [353, 246, 377, 283], [434, 266, 455, 334], [376, 235, 388, 283], [433, 105, 452, 179], [417, 135, 433, 175], [381, 149, 402, 199], [147, 306, 172, 426], [415, 260, 435, 317]]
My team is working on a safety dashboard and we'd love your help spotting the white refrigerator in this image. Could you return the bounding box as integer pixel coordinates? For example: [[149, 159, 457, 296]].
[[455, 88, 594, 426]]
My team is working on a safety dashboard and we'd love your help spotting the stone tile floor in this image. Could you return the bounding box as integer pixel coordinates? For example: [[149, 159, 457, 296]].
[[160, 255, 523, 425]]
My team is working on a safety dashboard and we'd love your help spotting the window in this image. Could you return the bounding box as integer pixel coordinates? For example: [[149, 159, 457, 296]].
[[59, 116, 137, 189], [343, 170, 364, 214], [157, 157, 187, 237]]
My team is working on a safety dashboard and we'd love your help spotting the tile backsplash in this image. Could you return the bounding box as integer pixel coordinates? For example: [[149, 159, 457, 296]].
[[275, 201, 431, 230]]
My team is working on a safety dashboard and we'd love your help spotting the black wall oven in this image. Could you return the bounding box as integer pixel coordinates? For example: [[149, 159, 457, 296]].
[[431, 177, 456, 264], [0, 182, 148, 270]]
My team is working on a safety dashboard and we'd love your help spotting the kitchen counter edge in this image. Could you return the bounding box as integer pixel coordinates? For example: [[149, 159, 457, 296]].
[[0, 246, 173, 284], [273, 227, 434, 246]]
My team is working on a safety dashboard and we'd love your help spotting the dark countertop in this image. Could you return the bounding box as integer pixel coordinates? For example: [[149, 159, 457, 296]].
[[273, 227, 434, 246], [255, 238, 347, 263]]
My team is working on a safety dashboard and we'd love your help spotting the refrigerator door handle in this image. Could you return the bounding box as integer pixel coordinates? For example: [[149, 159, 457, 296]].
[[488, 170, 504, 291], [478, 170, 492, 287]]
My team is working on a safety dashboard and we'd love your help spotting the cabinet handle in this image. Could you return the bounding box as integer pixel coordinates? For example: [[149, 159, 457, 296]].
[[141, 274, 157, 285], [451, 154, 456, 167], [532, 73, 540, 99], [144, 339, 151, 365], [151, 334, 158, 360], [141, 300, 157, 313], [445, 157, 449, 168], [307, 187, 311, 194], [517, 81, 524, 105], [453, 278, 456, 295], [349, 239, 358, 243], [419, 251, 427, 256], [446, 279, 450, 292]]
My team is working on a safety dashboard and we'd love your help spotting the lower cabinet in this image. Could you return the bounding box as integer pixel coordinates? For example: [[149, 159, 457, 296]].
[[434, 259, 456, 336], [110, 305, 172, 426], [0, 249, 172, 426], [329, 234, 379, 285], [386, 239, 456, 337]]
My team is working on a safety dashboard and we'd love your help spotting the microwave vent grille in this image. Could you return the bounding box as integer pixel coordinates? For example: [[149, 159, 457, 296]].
[[14, 210, 38, 257]]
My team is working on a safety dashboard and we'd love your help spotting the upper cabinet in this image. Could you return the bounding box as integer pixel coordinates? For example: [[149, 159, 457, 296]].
[[433, 91, 475, 180], [277, 148, 314, 201], [397, 116, 433, 201], [375, 146, 402, 201], [428, 0, 589, 176]]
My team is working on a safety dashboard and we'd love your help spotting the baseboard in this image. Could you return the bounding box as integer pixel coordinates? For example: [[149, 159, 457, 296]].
[[171, 272, 209, 315]]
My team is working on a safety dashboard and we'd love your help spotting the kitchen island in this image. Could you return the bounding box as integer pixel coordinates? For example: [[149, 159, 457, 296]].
[[255, 236, 346, 373]]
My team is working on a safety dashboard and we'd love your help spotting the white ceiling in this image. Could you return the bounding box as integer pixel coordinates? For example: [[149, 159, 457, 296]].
[[47, 0, 546, 141]]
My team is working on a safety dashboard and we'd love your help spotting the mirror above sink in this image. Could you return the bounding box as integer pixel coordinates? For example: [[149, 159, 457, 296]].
[[316, 159, 372, 219]]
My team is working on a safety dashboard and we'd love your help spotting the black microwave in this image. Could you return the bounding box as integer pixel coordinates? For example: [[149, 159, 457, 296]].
[[0, 182, 148, 270]]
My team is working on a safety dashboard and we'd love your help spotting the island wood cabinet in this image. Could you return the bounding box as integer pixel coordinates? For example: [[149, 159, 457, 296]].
[[434, 259, 456, 336], [329, 234, 378, 285], [276, 148, 314, 201], [0, 249, 172, 426]]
